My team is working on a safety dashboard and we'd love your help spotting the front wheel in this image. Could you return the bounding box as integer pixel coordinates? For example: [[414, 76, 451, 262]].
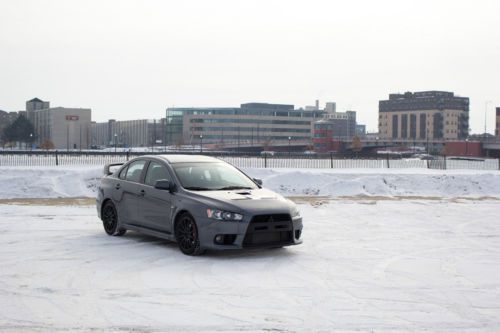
[[101, 201, 126, 236], [175, 213, 204, 256]]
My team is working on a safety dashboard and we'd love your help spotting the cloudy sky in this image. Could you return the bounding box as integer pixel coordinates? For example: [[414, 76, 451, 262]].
[[1, 0, 499, 133]]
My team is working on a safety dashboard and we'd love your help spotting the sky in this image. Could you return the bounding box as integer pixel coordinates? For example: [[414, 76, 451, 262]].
[[0, 0, 499, 133]]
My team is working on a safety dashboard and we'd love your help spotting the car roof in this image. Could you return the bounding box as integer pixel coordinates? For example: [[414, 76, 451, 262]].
[[144, 154, 222, 164]]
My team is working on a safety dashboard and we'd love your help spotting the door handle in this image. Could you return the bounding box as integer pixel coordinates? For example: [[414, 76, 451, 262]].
[[115, 184, 121, 190], [138, 189, 145, 197]]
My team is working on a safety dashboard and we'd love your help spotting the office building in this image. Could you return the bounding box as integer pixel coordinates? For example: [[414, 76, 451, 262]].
[[30, 104, 92, 149], [325, 102, 336, 113], [321, 110, 357, 138], [91, 119, 166, 148], [165, 103, 325, 146], [355, 124, 366, 138], [312, 110, 358, 152], [378, 91, 469, 141], [26, 97, 50, 123]]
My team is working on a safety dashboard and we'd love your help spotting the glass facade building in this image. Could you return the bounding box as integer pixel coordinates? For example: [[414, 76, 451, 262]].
[[165, 103, 325, 146]]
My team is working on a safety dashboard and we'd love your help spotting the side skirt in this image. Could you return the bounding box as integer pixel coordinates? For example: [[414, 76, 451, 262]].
[[123, 223, 177, 242]]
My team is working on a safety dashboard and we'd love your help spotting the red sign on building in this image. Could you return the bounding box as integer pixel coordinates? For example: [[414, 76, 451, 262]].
[[65, 115, 79, 121]]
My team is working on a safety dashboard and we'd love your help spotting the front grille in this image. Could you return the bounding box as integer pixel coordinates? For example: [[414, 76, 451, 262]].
[[243, 214, 293, 247]]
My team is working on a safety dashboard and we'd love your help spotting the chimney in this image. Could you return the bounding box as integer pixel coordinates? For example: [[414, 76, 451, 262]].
[[315, 100, 319, 110]]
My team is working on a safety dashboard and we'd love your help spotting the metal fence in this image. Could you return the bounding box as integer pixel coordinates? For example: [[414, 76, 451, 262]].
[[0, 151, 499, 170]]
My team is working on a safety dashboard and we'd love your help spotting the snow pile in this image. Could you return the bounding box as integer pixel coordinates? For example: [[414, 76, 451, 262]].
[[0, 166, 102, 199], [246, 168, 500, 198], [1, 166, 500, 199]]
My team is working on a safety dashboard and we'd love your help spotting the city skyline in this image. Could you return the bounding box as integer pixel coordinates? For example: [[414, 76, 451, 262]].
[[1, 0, 499, 133]]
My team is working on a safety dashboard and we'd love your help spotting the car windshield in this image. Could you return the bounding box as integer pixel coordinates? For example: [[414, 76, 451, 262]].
[[172, 162, 258, 191]]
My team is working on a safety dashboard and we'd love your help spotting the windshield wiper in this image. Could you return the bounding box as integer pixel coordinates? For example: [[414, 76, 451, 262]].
[[216, 186, 253, 191], [184, 186, 212, 191]]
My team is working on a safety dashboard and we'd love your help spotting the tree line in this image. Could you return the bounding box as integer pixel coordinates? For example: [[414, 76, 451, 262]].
[[0, 114, 54, 149]]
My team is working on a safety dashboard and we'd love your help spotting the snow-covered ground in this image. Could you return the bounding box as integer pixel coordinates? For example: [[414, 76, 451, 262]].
[[1, 200, 499, 332], [1, 165, 500, 331], [1, 166, 500, 199]]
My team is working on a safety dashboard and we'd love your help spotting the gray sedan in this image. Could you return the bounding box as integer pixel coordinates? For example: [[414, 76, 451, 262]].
[[96, 155, 303, 255]]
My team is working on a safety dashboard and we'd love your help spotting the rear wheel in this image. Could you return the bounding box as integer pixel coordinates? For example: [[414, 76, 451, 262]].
[[102, 201, 126, 236], [175, 213, 204, 255]]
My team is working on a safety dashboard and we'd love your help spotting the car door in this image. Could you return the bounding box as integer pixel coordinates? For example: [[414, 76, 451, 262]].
[[136, 160, 173, 233], [115, 159, 147, 225]]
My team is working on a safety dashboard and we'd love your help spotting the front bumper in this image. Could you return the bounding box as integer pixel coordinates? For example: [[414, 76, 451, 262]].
[[195, 213, 303, 251]]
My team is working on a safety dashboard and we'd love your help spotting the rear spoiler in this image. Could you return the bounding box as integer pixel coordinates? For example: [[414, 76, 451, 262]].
[[104, 163, 124, 176]]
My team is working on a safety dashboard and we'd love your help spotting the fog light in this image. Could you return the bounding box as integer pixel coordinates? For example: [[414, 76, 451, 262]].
[[214, 234, 237, 245], [214, 235, 224, 244], [295, 230, 302, 239]]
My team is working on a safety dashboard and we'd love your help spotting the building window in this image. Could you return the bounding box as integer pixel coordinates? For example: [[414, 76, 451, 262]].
[[401, 114, 408, 138], [392, 115, 398, 139], [420, 113, 426, 139]]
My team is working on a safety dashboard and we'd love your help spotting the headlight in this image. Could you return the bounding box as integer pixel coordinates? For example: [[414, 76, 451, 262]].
[[206, 208, 244, 221], [291, 205, 301, 218]]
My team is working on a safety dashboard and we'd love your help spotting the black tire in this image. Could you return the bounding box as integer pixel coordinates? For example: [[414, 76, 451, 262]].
[[101, 201, 126, 236], [175, 213, 204, 256]]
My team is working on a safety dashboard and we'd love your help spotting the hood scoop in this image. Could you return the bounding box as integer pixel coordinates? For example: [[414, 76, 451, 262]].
[[235, 191, 252, 195]]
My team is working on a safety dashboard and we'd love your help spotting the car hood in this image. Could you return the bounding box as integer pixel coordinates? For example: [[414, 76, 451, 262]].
[[183, 188, 294, 215]]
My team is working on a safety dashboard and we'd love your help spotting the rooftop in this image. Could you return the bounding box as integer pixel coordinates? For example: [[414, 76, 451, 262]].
[[27, 97, 46, 103]]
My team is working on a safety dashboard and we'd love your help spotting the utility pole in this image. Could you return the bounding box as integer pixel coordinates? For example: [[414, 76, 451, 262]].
[[484, 101, 492, 141], [66, 123, 69, 152], [153, 119, 157, 151], [237, 126, 240, 152], [257, 124, 260, 145], [163, 119, 167, 152]]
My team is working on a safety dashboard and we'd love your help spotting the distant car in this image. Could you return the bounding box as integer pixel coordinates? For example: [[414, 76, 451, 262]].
[[260, 151, 275, 156], [97, 155, 303, 255], [411, 153, 436, 160]]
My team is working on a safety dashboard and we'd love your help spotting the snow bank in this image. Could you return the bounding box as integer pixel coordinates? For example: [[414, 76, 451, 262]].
[[1, 166, 500, 199], [245, 168, 500, 198], [0, 166, 102, 199]]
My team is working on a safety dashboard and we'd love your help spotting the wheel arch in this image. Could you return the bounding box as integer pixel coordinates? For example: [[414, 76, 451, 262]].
[[173, 209, 191, 234], [100, 198, 114, 219]]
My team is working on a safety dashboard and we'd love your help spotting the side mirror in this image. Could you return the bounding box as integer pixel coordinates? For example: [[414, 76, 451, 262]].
[[253, 178, 263, 186], [154, 179, 175, 192]]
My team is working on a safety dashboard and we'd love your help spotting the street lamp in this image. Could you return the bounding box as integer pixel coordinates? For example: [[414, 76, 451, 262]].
[[114, 133, 117, 153], [288, 136, 291, 155], [484, 100, 492, 141], [200, 134, 203, 153], [29, 133, 33, 151], [426, 122, 429, 154], [465, 138, 469, 156]]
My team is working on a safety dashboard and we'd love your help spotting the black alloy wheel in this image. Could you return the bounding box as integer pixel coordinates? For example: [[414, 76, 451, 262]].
[[102, 201, 126, 236], [175, 213, 203, 255]]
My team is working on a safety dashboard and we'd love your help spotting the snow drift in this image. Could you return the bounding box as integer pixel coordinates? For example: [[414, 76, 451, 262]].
[[1, 166, 500, 199]]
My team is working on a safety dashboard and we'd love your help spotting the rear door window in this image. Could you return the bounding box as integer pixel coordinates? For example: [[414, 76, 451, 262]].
[[125, 160, 146, 183]]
